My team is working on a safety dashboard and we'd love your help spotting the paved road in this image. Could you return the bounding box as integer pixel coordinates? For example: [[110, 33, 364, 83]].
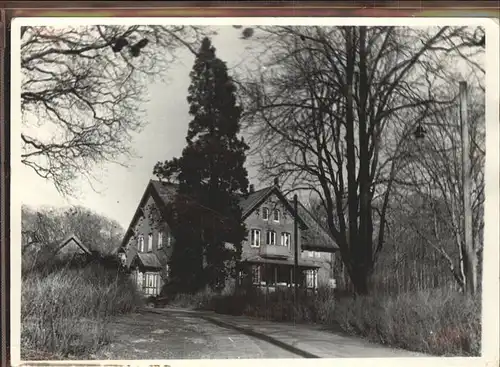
[[93, 308, 301, 359]]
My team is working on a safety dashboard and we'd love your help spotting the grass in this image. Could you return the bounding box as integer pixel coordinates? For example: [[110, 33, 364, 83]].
[[333, 288, 481, 356], [21, 257, 144, 360], [163, 284, 481, 357]]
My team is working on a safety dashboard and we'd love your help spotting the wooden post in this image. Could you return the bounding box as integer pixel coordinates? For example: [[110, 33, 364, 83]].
[[266, 264, 269, 295], [293, 195, 299, 310], [459, 81, 477, 296]]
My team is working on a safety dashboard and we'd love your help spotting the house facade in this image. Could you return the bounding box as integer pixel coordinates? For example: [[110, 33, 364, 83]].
[[118, 179, 338, 296]]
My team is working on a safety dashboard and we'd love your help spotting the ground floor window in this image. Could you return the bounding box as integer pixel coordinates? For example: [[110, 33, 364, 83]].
[[251, 265, 261, 284], [305, 269, 318, 289], [242, 263, 319, 290], [133, 270, 161, 296], [144, 272, 161, 295]]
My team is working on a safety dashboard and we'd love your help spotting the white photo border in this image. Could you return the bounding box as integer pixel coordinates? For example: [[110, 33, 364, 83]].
[[9, 16, 500, 367]]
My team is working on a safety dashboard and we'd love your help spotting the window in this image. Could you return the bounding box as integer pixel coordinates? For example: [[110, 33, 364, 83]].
[[143, 272, 160, 295], [250, 229, 261, 247], [167, 232, 173, 247], [137, 235, 144, 252], [252, 265, 261, 284], [147, 233, 153, 252], [273, 209, 280, 222], [315, 251, 321, 258], [266, 230, 276, 245], [262, 207, 269, 220], [281, 232, 291, 247], [158, 232, 163, 249], [308, 250, 314, 258], [306, 270, 318, 289], [165, 264, 170, 278]]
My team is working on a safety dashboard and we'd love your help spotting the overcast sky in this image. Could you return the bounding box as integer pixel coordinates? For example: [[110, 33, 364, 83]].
[[19, 26, 258, 229]]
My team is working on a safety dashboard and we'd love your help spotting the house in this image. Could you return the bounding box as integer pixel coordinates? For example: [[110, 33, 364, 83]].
[[54, 234, 92, 261], [118, 179, 339, 296]]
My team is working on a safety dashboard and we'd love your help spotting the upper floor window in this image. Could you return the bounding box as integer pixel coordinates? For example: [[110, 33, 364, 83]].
[[138, 235, 144, 252], [262, 207, 269, 221], [281, 232, 291, 248], [158, 231, 163, 249], [266, 230, 277, 246], [250, 229, 261, 247], [147, 233, 153, 252], [273, 209, 280, 222]]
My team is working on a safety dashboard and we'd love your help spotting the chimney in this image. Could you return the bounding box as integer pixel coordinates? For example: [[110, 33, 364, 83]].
[[249, 184, 255, 193], [273, 177, 279, 187]]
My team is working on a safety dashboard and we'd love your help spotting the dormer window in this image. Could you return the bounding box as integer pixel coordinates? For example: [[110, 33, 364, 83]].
[[262, 207, 269, 221], [273, 209, 280, 222]]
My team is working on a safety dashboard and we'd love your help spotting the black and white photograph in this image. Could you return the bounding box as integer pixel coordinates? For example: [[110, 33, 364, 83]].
[[10, 17, 499, 366]]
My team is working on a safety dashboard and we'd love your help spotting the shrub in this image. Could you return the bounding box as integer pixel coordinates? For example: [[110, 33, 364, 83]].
[[333, 288, 481, 356], [21, 260, 144, 359], [197, 285, 337, 323], [166, 286, 217, 310]]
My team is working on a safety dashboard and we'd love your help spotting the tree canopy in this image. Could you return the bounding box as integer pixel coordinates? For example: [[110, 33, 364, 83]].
[[21, 25, 209, 195], [154, 37, 249, 291]]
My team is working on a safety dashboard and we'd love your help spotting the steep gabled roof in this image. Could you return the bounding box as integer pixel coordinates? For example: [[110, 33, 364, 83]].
[[121, 179, 337, 253], [237, 186, 307, 228], [150, 180, 177, 204], [121, 180, 177, 248], [294, 201, 339, 252], [238, 185, 308, 229], [55, 234, 92, 255], [131, 252, 162, 269], [237, 186, 275, 218]]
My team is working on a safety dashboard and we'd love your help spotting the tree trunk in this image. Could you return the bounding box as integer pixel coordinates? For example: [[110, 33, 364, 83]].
[[351, 267, 369, 295], [459, 81, 478, 297]]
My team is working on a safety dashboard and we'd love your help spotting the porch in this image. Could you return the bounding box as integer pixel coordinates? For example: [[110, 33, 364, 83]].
[[238, 256, 321, 293], [129, 252, 165, 296]]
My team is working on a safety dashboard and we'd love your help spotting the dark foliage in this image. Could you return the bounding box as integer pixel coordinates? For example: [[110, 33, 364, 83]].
[[154, 37, 249, 292]]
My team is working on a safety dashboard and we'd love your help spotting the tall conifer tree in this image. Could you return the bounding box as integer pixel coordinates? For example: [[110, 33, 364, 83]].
[[155, 37, 249, 291]]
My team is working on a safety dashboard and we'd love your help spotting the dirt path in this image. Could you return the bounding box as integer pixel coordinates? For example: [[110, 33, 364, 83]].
[[92, 308, 301, 360]]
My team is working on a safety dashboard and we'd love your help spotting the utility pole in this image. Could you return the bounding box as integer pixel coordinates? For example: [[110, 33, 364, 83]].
[[293, 194, 299, 311], [413, 81, 477, 296], [459, 81, 476, 296]]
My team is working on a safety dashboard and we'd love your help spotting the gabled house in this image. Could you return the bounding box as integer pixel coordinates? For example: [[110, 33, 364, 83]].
[[118, 179, 339, 296], [55, 234, 92, 261]]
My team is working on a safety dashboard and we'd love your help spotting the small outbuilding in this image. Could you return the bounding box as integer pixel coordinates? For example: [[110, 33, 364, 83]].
[[54, 234, 92, 260]]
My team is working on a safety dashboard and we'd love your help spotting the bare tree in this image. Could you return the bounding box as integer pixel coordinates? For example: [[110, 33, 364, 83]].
[[22, 204, 125, 257], [401, 87, 485, 293], [238, 25, 484, 294], [21, 25, 209, 195]]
